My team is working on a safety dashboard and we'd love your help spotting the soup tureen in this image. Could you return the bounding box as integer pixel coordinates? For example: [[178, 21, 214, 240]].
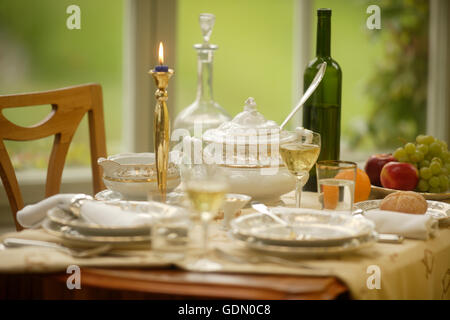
[[202, 98, 296, 203]]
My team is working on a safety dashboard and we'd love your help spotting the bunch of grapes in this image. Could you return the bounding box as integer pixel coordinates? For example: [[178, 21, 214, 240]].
[[393, 135, 450, 193]]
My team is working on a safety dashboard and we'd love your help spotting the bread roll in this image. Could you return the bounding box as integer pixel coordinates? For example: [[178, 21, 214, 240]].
[[380, 191, 428, 214]]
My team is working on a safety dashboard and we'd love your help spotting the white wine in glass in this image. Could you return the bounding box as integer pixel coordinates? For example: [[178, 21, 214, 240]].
[[183, 163, 228, 271], [280, 130, 321, 208], [280, 143, 321, 175], [186, 181, 228, 222]]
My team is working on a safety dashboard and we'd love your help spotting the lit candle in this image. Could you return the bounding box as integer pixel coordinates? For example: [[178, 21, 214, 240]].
[[154, 42, 169, 72]]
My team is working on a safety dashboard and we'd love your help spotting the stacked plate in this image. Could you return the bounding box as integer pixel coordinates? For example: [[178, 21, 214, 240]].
[[230, 208, 377, 256], [43, 201, 187, 245]]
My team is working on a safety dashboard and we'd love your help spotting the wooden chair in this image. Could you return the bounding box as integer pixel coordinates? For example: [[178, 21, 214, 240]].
[[0, 84, 107, 230]]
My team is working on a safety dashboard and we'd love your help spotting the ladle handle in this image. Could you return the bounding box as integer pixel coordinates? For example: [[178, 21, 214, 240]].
[[280, 62, 327, 130]]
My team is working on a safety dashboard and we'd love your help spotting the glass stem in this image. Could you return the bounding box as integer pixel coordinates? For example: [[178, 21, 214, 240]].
[[201, 214, 209, 257], [295, 172, 309, 208], [295, 177, 302, 208]]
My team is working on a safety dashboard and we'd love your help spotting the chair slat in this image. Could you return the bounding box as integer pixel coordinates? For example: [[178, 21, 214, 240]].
[[0, 84, 107, 231]]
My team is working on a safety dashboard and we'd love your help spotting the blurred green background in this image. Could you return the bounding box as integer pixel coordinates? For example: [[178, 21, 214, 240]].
[[0, 0, 124, 169], [0, 0, 428, 170]]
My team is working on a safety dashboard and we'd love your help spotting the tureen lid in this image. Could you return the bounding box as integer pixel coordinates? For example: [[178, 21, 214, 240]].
[[203, 97, 290, 144]]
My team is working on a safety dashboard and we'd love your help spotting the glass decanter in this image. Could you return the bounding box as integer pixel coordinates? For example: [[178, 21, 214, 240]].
[[173, 13, 231, 137]]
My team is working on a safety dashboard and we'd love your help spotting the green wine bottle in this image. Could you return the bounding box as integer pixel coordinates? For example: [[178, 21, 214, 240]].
[[303, 8, 342, 192]]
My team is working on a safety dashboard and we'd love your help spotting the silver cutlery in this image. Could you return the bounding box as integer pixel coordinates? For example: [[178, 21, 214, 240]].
[[250, 201, 304, 239], [250, 202, 289, 227], [352, 209, 404, 244], [2, 238, 113, 258], [280, 62, 327, 130], [213, 247, 327, 271]]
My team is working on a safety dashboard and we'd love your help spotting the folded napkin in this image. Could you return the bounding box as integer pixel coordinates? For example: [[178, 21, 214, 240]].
[[364, 209, 439, 240], [17, 194, 153, 228], [17, 194, 80, 228], [80, 201, 152, 227]]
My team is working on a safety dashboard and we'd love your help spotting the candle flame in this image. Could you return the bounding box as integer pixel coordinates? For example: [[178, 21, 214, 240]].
[[158, 42, 164, 65]]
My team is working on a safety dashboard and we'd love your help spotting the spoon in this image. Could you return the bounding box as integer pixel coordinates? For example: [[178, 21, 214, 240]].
[[250, 201, 289, 227], [251, 202, 303, 239], [280, 62, 327, 130]]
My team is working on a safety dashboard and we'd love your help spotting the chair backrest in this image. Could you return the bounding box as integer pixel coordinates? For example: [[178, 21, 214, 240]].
[[0, 84, 107, 230]]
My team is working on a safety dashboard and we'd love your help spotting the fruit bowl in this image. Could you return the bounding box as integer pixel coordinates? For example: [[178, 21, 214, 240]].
[[370, 185, 450, 202]]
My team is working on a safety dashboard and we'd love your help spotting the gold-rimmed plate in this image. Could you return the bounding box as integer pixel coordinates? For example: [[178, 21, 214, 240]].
[[47, 207, 153, 236], [230, 208, 376, 247], [47, 200, 188, 236], [230, 231, 377, 257], [371, 185, 450, 202], [42, 219, 151, 245], [354, 199, 450, 226]]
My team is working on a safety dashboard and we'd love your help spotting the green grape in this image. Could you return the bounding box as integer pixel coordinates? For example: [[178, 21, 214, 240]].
[[429, 176, 440, 188], [419, 160, 430, 168], [398, 155, 410, 163], [443, 151, 450, 163], [425, 153, 434, 161], [430, 161, 441, 175], [429, 187, 440, 193], [417, 144, 429, 155], [421, 135, 435, 145], [431, 157, 443, 165], [404, 143, 416, 155], [420, 167, 432, 180], [410, 151, 424, 163], [429, 142, 443, 157], [442, 167, 449, 176], [440, 186, 448, 193], [417, 179, 429, 192], [439, 175, 449, 190], [437, 139, 448, 151], [393, 147, 407, 160], [446, 163, 450, 171], [416, 135, 427, 144]]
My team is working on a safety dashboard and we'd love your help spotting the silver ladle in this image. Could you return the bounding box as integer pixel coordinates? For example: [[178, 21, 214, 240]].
[[280, 62, 327, 130]]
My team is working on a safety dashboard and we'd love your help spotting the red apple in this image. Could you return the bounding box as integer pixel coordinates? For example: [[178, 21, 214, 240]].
[[380, 162, 419, 191], [364, 153, 397, 186]]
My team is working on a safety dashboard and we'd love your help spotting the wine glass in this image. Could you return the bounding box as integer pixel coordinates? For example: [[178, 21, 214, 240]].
[[280, 129, 321, 208], [182, 163, 228, 271]]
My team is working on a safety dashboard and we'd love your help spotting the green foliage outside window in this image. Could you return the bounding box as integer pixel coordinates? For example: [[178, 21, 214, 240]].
[[351, 0, 429, 149]]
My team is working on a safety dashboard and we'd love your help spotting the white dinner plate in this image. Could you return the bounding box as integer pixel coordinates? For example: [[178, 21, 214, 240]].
[[230, 231, 377, 257], [230, 208, 376, 247], [354, 199, 450, 226], [47, 200, 188, 236], [371, 185, 450, 202], [42, 219, 152, 245]]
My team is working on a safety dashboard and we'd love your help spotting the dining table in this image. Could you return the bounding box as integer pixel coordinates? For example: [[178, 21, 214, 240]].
[[0, 191, 449, 300]]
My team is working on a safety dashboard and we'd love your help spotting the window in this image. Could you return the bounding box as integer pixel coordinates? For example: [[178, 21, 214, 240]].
[[0, 0, 124, 172], [313, 0, 430, 162], [175, 0, 296, 125]]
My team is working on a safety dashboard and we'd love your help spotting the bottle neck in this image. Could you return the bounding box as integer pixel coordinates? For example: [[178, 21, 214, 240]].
[[196, 49, 214, 102], [316, 16, 331, 58]]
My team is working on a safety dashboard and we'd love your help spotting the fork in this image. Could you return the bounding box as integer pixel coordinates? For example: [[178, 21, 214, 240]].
[[2, 238, 113, 258], [213, 247, 327, 271]]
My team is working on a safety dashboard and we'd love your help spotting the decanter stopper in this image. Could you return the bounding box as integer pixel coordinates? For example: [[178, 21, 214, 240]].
[[199, 13, 215, 45], [244, 97, 257, 111]]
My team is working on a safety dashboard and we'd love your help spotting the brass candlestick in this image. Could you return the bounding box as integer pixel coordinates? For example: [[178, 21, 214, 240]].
[[149, 69, 174, 202]]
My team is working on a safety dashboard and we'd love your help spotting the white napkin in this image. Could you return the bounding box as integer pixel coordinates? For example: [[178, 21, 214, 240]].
[[79, 201, 153, 227], [17, 194, 80, 228], [17, 193, 153, 228], [364, 209, 439, 240]]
